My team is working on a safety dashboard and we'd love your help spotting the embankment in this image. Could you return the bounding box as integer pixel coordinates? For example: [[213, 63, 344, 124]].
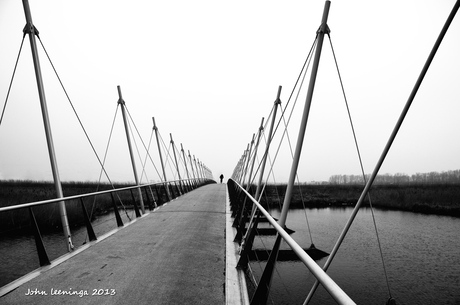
[[0, 180, 135, 232], [258, 184, 460, 217]]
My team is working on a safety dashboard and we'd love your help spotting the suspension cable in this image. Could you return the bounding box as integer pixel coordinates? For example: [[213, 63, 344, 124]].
[[124, 107, 162, 181], [247, 37, 318, 190], [327, 34, 392, 298], [140, 128, 159, 182], [257, 40, 317, 245], [158, 132, 176, 179], [125, 109, 149, 185], [37, 36, 117, 189], [279, 102, 314, 246], [35, 36, 132, 230], [1, 35, 26, 127]]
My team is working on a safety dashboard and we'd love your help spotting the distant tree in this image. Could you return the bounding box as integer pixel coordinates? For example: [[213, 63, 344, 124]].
[[328, 169, 460, 185]]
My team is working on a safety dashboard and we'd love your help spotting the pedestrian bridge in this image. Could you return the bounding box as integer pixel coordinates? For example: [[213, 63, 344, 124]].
[[0, 183, 250, 305]]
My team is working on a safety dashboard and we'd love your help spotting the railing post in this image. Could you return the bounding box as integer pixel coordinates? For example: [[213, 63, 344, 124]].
[[80, 198, 97, 242], [117, 86, 145, 214], [231, 179, 355, 305], [28, 207, 50, 266], [154, 184, 164, 206], [110, 193, 124, 227], [144, 186, 156, 210], [129, 189, 142, 218]]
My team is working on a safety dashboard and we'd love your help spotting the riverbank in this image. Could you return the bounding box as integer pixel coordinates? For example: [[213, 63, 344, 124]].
[[259, 183, 460, 217], [2, 181, 460, 233], [0, 180, 136, 232]]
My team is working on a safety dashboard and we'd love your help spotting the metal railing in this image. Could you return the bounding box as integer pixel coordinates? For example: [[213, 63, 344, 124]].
[[228, 179, 355, 305], [0, 178, 215, 270]]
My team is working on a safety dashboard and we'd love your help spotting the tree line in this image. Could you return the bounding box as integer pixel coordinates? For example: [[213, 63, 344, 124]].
[[328, 169, 460, 185]]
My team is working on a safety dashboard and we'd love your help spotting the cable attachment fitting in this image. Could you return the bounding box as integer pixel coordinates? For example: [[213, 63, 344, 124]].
[[316, 23, 331, 35], [23, 22, 40, 36]]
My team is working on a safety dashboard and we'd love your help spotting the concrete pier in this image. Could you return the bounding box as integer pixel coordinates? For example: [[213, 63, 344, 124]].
[[1, 184, 231, 304]]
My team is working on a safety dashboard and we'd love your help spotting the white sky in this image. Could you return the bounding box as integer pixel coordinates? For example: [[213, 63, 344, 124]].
[[0, 0, 459, 183]]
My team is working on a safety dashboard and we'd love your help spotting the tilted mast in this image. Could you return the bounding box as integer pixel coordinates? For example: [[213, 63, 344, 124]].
[[22, 0, 73, 252]]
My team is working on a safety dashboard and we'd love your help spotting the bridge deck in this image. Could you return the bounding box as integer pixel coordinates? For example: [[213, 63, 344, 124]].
[[2, 183, 227, 305]]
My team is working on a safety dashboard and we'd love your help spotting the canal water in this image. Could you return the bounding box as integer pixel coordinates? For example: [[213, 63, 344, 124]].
[[249, 207, 460, 304], [1, 206, 459, 304], [0, 209, 136, 287]]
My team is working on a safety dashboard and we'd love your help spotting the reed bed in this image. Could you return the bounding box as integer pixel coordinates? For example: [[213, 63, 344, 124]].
[[0, 180, 137, 233]]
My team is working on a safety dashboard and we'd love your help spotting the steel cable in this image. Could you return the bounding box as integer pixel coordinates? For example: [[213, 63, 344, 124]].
[[124, 107, 163, 181], [0, 35, 26, 127], [327, 33, 393, 299]]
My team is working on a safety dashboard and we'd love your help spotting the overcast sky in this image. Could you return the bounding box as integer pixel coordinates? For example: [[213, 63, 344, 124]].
[[0, 0, 459, 184]]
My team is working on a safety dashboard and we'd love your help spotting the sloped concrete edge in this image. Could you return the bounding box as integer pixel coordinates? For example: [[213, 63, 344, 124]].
[[225, 185, 250, 305]]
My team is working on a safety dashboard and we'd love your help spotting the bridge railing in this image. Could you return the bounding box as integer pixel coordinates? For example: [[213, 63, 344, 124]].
[[0, 178, 215, 269], [227, 178, 355, 305]]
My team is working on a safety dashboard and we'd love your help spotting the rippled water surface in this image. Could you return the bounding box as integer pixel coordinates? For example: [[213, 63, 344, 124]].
[[0, 209, 136, 287], [249, 207, 460, 304], [2, 207, 459, 304]]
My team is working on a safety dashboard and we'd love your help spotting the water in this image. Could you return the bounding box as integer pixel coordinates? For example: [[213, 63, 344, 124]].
[[2, 207, 459, 304], [249, 207, 460, 304], [0, 209, 137, 287]]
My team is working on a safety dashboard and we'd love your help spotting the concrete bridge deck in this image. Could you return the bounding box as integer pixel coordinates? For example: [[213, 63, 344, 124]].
[[1, 183, 235, 305]]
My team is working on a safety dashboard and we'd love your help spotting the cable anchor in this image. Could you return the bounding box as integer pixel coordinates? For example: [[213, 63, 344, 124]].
[[316, 23, 330, 34], [23, 22, 39, 36]]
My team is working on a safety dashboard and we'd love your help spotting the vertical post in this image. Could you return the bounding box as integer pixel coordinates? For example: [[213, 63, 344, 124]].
[[197, 159, 203, 182], [22, 0, 73, 252], [169, 133, 183, 194], [188, 150, 197, 187], [279, 0, 330, 227], [194, 156, 201, 183], [80, 198, 97, 241], [117, 86, 145, 213], [241, 135, 255, 188], [181, 144, 191, 190], [305, 1, 460, 303], [247, 118, 265, 190], [237, 146, 249, 184], [232, 120, 263, 232], [201, 162, 207, 181], [238, 88, 280, 260], [28, 207, 51, 266], [110, 193, 124, 227], [152, 117, 171, 201], [254, 86, 281, 203], [252, 2, 331, 303]]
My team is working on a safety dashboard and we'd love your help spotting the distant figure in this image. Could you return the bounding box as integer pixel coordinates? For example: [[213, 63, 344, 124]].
[[219, 174, 224, 183]]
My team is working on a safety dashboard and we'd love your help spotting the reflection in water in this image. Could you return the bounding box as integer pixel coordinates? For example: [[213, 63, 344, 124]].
[[250, 207, 460, 304], [0, 209, 136, 287], [1, 207, 459, 304]]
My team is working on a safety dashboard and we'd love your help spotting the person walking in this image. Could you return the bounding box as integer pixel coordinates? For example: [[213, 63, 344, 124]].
[[219, 174, 224, 183]]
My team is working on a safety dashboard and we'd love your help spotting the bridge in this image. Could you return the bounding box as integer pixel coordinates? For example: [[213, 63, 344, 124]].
[[0, 177, 354, 305], [1, 0, 459, 304], [1, 183, 239, 305]]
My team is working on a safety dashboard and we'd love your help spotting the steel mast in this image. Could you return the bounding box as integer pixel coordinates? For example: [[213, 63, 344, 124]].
[[251, 2, 331, 303], [22, 0, 73, 252], [152, 117, 172, 200], [117, 86, 145, 213]]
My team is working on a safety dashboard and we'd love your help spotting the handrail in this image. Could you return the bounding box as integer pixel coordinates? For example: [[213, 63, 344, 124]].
[[0, 178, 211, 213], [229, 179, 355, 305]]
